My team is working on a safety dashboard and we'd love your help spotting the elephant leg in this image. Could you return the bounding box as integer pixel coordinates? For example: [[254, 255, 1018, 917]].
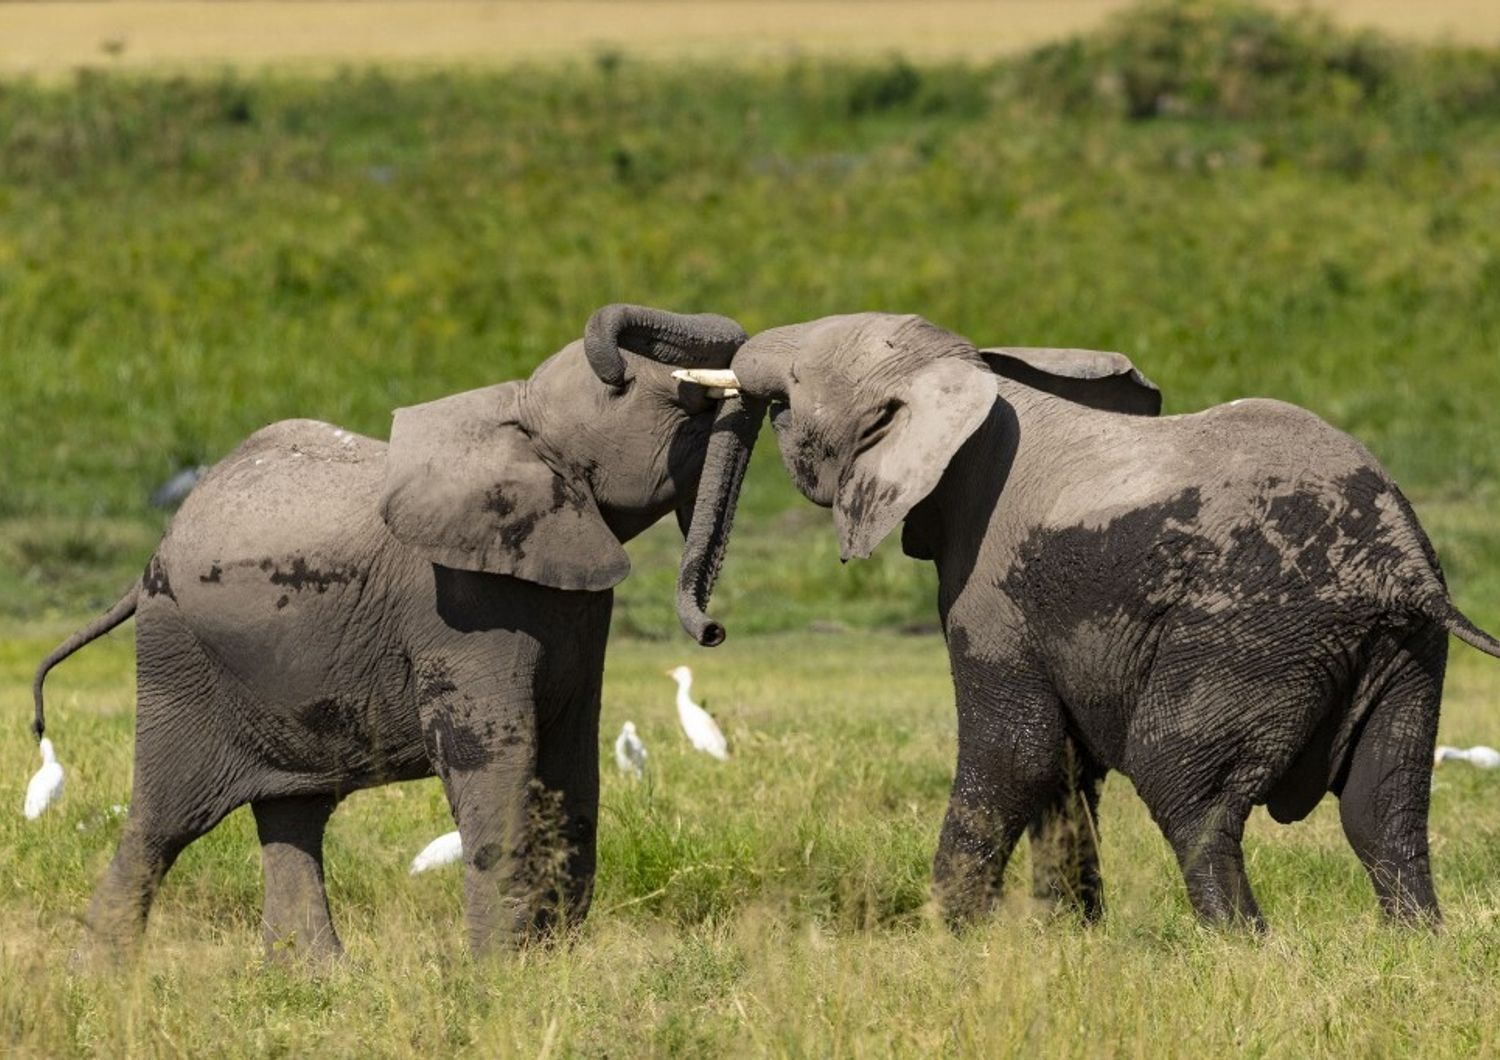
[[1338, 626, 1445, 924], [418, 658, 540, 956], [1126, 612, 1372, 931], [1156, 798, 1261, 928], [85, 621, 240, 951], [1028, 735, 1106, 921], [933, 668, 1067, 927], [253, 793, 343, 961], [85, 820, 204, 952], [533, 691, 602, 933]]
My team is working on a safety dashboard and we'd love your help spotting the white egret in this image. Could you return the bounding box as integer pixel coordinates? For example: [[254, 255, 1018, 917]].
[[409, 830, 463, 874], [1434, 745, 1500, 769], [667, 666, 728, 760], [615, 721, 648, 776], [23, 738, 64, 820]]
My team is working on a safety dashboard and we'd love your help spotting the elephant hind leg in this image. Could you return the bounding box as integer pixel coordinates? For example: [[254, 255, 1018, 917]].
[[85, 772, 239, 951], [253, 793, 343, 962], [1157, 797, 1262, 929], [85, 820, 203, 951], [1338, 625, 1445, 925], [1028, 735, 1106, 921], [85, 642, 242, 952]]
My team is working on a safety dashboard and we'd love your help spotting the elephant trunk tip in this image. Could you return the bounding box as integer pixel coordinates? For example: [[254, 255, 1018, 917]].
[[680, 612, 726, 648]]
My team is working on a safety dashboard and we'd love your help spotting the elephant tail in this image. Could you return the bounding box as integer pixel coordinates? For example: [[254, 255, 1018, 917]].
[[1432, 600, 1500, 660], [32, 581, 140, 740]]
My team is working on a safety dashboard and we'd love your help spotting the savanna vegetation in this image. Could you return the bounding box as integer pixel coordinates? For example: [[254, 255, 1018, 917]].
[[2, 2, 1499, 1054]]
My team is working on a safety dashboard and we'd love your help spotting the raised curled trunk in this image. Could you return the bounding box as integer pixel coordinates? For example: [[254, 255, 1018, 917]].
[[584, 304, 746, 387], [676, 396, 766, 646]]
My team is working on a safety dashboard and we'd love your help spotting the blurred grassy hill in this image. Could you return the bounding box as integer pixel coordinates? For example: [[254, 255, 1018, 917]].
[[3, 1, 1499, 78], [2, 0, 1498, 634]]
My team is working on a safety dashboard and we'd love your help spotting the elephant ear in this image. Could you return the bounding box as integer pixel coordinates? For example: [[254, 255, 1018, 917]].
[[381, 384, 630, 591], [981, 347, 1162, 416], [833, 358, 997, 562]]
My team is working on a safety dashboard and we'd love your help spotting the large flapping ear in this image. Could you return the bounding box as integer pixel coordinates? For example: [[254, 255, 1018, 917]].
[[981, 347, 1162, 416], [382, 384, 629, 591], [833, 357, 997, 561]]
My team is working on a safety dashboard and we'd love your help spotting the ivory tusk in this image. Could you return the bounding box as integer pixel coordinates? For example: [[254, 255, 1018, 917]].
[[705, 387, 740, 399], [672, 368, 741, 389]]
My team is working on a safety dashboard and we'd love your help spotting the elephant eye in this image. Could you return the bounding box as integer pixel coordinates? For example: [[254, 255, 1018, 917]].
[[854, 399, 901, 454]]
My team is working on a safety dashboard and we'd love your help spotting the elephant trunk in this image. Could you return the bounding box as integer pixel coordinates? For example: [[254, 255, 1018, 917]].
[[583, 304, 747, 387], [676, 395, 766, 646]]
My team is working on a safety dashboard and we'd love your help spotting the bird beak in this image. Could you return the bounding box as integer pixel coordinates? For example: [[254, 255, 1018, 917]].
[[671, 368, 741, 398]]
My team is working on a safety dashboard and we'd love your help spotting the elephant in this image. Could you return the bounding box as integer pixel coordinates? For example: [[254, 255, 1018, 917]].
[[673, 312, 1500, 929], [31, 303, 764, 959]]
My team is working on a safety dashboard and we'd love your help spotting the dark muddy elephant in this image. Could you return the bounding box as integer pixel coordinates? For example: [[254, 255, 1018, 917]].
[[32, 304, 762, 959], [675, 312, 1500, 928]]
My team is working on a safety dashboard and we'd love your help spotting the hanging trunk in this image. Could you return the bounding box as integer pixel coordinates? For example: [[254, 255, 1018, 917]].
[[676, 395, 766, 646]]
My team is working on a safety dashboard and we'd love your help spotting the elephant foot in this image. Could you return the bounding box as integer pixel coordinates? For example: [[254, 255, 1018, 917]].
[[262, 923, 345, 967]]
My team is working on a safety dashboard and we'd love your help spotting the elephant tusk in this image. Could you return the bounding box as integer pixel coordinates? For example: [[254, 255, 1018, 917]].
[[705, 387, 740, 399], [672, 368, 741, 390]]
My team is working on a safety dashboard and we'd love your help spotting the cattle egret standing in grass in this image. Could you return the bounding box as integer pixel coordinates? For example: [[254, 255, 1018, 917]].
[[615, 721, 648, 776], [409, 830, 463, 874], [667, 666, 728, 760], [23, 738, 64, 820]]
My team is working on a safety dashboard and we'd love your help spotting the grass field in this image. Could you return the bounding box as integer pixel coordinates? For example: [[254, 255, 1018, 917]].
[[4, 1, 1500, 1054], [3, 630, 1500, 1056]]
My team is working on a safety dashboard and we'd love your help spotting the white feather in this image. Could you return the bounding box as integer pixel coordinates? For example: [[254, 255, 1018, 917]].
[[23, 738, 64, 820], [615, 721, 648, 776], [409, 830, 463, 874], [668, 666, 728, 760]]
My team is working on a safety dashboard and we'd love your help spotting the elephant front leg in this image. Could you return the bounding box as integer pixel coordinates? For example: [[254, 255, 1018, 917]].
[[533, 711, 600, 933], [419, 675, 540, 955], [933, 665, 1068, 928]]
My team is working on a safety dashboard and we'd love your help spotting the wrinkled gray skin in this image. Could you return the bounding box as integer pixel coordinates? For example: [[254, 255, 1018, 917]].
[[679, 312, 1500, 929], [32, 304, 760, 960]]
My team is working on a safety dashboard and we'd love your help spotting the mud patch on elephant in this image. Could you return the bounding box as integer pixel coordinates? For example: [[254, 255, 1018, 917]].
[[199, 563, 223, 584], [472, 842, 505, 872], [483, 486, 517, 518], [839, 474, 902, 530], [267, 556, 355, 594], [418, 661, 458, 700], [422, 709, 495, 771], [999, 488, 1208, 637], [142, 555, 174, 600], [498, 510, 542, 556], [300, 696, 363, 738]]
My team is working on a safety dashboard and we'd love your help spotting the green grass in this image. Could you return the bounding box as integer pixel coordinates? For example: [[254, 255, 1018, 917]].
[[3, 631, 1499, 1055]]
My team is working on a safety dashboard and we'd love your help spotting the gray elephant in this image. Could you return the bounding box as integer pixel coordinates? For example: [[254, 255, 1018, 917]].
[[674, 312, 1500, 928], [32, 304, 762, 959]]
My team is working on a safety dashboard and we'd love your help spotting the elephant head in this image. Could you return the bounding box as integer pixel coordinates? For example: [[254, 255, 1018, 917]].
[[381, 303, 762, 604], [671, 312, 1160, 641]]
